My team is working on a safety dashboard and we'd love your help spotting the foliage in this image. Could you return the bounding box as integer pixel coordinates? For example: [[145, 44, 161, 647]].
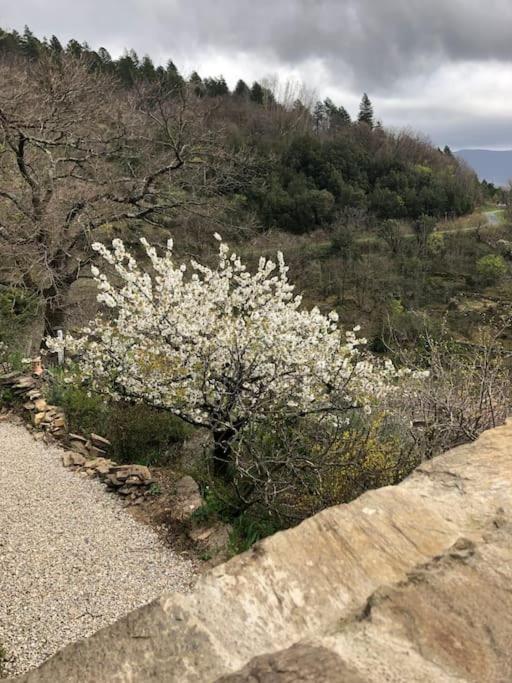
[[48, 371, 189, 464], [0, 287, 39, 352], [226, 411, 417, 525], [476, 254, 508, 285]]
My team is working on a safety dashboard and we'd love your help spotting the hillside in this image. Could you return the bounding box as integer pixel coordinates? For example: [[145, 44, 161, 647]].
[[457, 148, 512, 187]]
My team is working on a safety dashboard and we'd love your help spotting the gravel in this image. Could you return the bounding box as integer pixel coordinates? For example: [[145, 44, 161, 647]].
[[0, 420, 196, 678]]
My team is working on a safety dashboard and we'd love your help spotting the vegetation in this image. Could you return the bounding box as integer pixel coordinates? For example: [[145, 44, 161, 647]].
[[2, 25, 512, 552], [48, 374, 190, 465]]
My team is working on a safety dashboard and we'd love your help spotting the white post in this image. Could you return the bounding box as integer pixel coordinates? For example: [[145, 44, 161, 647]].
[[57, 329, 64, 366]]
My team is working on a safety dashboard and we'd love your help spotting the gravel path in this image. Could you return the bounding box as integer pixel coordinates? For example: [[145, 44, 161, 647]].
[[0, 420, 196, 678]]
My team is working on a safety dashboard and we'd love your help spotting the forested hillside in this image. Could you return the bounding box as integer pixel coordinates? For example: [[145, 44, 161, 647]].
[[0, 25, 482, 237]]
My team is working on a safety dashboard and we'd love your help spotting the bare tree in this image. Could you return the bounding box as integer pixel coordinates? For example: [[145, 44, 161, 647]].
[[0, 55, 234, 342]]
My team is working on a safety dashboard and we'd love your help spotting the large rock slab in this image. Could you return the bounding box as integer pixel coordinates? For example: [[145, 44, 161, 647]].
[[12, 420, 512, 682]]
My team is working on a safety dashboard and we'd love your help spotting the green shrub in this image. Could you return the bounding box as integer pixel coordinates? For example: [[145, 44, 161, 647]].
[[48, 372, 190, 465], [107, 402, 190, 464], [476, 254, 508, 285], [0, 286, 39, 353]]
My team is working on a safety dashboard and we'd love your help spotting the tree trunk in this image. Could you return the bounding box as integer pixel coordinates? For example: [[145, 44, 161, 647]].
[[212, 428, 236, 481], [41, 292, 66, 350]]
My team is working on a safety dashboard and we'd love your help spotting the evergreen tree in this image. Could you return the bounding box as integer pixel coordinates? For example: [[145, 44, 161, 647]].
[[189, 71, 205, 97], [234, 79, 250, 98], [337, 106, 352, 126], [357, 93, 374, 128], [204, 76, 229, 97], [165, 60, 184, 92], [66, 39, 82, 58], [140, 54, 156, 81], [313, 101, 326, 133], [98, 47, 112, 64], [21, 26, 41, 60], [49, 35, 63, 54], [250, 81, 264, 104], [0, 28, 22, 57], [117, 51, 139, 87], [323, 98, 351, 130], [443, 145, 453, 157]]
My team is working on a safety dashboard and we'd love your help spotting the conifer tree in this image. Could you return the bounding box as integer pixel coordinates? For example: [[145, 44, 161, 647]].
[[189, 71, 205, 97], [357, 93, 374, 128], [250, 81, 264, 104], [66, 39, 82, 58], [165, 60, 184, 92], [140, 54, 156, 81], [21, 26, 40, 60], [49, 35, 63, 54], [313, 101, 326, 133], [234, 79, 250, 98]]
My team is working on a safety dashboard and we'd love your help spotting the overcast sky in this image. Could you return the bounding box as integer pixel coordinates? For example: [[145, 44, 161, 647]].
[[4, 0, 512, 149]]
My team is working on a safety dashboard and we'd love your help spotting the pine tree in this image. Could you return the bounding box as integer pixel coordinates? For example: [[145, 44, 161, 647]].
[[250, 81, 264, 104], [313, 101, 326, 133], [98, 47, 112, 64], [49, 35, 63, 54], [204, 76, 229, 97], [338, 106, 351, 126], [21, 26, 41, 60], [234, 79, 250, 98], [140, 55, 156, 81], [358, 93, 374, 128], [189, 71, 205, 97], [117, 51, 138, 87], [165, 60, 184, 92], [66, 39, 82, 58]]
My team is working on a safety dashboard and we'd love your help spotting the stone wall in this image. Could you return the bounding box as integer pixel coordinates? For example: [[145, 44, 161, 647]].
[[12, 420, 512, 682]]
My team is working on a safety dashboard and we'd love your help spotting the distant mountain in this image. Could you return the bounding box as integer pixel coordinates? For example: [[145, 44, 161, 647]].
[[456, 149, 512, 187]]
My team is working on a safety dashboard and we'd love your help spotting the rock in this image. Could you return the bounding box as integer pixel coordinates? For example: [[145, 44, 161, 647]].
[[124, 475, 146, 486], [26, 389, 42, 400], [90, 433, 111, 449], [69, 440, 89, 457], [69, 433, 88, 444], [188, 522, 231, 552], [62, 452, 86, 467], [107, 464, 153, 486], [23, 401, 35, 411], [13, 375, 37, 390], [33, 412, 47, 427], [86, 458, 115, 476], [0, 371, 21, 384], [87, 446, 108, 459], [51, 417, 66, 429], [34, 398, 48, 412], [172, 476, 203, 521]]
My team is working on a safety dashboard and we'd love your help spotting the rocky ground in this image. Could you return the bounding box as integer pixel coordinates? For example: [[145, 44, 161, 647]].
[[0, 420, 196, 678]]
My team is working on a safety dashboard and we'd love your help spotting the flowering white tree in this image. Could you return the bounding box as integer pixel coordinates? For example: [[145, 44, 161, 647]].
[[49, 235, 399, 478]]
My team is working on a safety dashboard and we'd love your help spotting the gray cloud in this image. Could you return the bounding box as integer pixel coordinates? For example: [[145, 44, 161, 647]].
[[4, 0, 512, 147]]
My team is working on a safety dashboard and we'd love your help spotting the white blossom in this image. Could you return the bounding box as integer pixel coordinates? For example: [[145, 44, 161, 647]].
[[47, 236, 401, 437]]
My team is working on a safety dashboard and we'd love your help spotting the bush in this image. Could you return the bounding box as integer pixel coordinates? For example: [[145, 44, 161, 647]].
[[48, 373, 190, 465], [202, 411, 417, 532], [476, 254, 507, 285], [387, 330, 511, 458], [0, 286, 39, 353]]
